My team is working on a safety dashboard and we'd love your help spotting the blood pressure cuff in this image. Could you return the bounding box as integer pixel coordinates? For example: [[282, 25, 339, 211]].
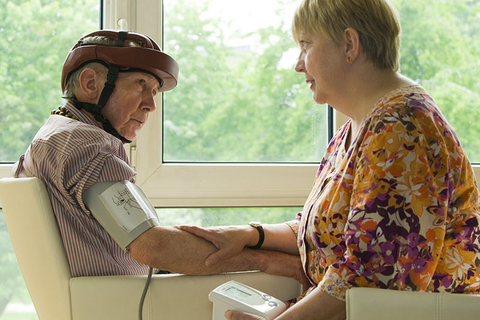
[[82, 181, 160, 252]]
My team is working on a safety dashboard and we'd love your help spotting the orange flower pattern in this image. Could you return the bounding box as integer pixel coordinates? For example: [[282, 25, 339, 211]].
[[294, 85, 480, 301]]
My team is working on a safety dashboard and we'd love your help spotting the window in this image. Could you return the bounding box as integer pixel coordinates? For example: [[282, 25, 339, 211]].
[[0, 3, 478, 194], [126, 0, 480, 208], [391, 0, 480, 164], [157, 207, 302, 227], [4, 0, 476, 204], [0, 0, 101, 163], [0, 1, 100, 319], [126, 0, 330, 208], [162, 0, 329, 163]]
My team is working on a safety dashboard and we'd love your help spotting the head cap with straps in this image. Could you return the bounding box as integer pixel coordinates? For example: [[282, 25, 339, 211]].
[[61, 29, 179, 143]]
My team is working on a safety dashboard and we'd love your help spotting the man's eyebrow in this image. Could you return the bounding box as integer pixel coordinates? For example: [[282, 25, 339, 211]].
[[144, 73, 162, 92]]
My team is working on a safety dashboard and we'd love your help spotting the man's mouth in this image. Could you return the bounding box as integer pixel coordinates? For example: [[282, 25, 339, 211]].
[[132, 119, 145, 125]]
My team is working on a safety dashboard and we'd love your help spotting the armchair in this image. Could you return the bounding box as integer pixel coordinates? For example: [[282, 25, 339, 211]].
[[0, 177, 301, 320]]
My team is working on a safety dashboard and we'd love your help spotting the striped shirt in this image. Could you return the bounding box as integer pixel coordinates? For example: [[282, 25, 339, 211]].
[[13, 102, 151, 277]]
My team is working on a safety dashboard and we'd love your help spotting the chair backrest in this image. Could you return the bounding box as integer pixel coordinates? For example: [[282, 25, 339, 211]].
[[0, 177, 72, 320]]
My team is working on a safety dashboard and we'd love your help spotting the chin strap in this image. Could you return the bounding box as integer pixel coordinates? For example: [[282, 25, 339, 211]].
[[70, 100, 132, 144], [72, 31, 132, 144]]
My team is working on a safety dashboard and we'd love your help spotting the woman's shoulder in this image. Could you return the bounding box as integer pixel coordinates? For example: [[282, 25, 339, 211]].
[[367, 85, 443, 130], [376, 85, 433, 112]]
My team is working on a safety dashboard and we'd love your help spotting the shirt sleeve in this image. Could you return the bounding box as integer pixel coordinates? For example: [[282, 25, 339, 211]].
[[61, 140, 137, 215], [318, 105, 451, 300]]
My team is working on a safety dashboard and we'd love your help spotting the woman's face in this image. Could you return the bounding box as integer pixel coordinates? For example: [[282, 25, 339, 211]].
[[294, 31, 346, 105]]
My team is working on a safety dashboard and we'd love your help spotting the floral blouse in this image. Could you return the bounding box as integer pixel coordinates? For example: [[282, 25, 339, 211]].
[[290, 85, 480, 301]]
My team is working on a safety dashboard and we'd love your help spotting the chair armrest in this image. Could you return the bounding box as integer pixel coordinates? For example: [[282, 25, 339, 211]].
[[346, 287, 480, 320], [70, 271, 302, 320]]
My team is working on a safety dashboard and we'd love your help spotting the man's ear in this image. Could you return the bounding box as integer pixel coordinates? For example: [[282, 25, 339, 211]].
[[344, 27, 361, 63], [77, 68, 102, 102]]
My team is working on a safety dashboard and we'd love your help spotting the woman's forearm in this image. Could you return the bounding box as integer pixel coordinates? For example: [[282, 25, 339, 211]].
[[262, 222, 299, 255], [277, 288, 346, 320]]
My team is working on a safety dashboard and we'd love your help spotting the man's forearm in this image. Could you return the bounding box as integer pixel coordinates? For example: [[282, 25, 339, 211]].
[[128, 226, 303, 278]]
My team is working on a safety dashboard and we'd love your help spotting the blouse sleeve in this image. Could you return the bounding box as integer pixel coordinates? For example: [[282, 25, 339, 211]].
[[318, 104, 452, 300], [285, 211, 303, 237]]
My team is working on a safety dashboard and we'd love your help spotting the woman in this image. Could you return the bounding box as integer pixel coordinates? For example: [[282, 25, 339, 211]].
[[182, 0, 480, 319]]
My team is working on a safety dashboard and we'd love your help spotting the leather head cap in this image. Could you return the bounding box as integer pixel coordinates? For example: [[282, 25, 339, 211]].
[[61, 30, 179, 92]]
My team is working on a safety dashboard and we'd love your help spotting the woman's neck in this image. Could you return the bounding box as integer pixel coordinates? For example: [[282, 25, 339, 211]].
[[341, 71, 417, 150]]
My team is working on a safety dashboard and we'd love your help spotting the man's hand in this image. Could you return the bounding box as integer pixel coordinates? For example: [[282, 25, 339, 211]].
[[255, 249, 311, 291]]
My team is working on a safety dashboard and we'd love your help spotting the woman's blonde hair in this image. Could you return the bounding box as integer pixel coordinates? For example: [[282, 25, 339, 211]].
[[292, 0, 401, 71]]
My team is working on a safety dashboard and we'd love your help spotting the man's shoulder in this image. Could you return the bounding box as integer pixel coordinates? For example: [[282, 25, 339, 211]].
[[41, 116, 116, 145], [30, 116, 122, 162]]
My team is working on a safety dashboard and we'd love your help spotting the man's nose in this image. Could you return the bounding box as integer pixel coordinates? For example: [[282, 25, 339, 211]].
[[142, 93, 157, 113]]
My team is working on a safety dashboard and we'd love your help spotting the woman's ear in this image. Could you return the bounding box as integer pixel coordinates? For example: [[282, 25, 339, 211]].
[[77, 68, 102, 102], [344, 27, 361, 64]]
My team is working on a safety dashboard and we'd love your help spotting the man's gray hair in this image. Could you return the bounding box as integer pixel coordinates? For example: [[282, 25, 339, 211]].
[[63, 36, 141, 99]]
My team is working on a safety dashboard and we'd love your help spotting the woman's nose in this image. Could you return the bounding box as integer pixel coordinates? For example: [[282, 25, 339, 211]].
[[294, 52, 305, 73]]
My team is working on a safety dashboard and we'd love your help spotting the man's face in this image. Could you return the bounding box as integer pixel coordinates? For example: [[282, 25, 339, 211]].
[[101, 71, 161, 141]]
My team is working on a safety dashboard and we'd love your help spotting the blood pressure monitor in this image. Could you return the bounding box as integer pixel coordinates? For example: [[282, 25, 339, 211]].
[[209, 281, 287, 320]]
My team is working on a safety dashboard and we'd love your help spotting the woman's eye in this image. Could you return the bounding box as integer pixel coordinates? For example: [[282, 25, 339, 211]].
[[299, 40, 308, 51]]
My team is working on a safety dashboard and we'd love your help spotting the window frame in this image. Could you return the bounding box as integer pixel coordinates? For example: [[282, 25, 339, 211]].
[[1, 0, 478, 208]]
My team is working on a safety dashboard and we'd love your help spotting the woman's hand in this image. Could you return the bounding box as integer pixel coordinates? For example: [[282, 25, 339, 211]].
[[178, 225, 255, 266], [225, 310, 267, 320]]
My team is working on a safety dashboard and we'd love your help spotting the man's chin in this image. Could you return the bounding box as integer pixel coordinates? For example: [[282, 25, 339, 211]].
[[123, 135, 137, 142], [119, 131, 137, 142], [117, 127, 140, 142]]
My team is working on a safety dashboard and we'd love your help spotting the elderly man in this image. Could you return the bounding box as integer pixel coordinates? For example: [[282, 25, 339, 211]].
[[12, 30, 306, 286]]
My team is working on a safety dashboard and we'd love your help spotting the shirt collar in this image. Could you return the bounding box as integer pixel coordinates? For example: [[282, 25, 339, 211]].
[[64, 101, 101, 128]]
